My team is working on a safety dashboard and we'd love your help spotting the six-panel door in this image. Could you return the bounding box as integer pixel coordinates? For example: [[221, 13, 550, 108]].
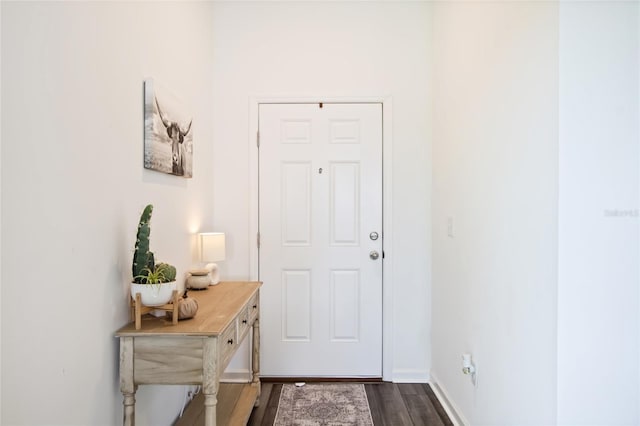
[[259, 103, 383, 377]]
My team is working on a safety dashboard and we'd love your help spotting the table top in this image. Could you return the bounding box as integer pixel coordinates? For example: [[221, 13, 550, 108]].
[[115, 281, 261, 337]]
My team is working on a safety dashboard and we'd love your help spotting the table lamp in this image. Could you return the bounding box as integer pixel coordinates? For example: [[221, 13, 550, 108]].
[[200, 232, 226, 285]]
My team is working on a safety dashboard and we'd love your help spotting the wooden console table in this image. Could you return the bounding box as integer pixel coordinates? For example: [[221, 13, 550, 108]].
[[115, 281, 261, 426]]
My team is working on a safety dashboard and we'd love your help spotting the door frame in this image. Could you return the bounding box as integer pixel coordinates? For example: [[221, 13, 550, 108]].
[[248, 95, 394, 381]]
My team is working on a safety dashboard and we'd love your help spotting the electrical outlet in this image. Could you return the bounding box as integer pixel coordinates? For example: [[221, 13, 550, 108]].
[[178, 385, 201, 419], [462, 353, 477, 387]]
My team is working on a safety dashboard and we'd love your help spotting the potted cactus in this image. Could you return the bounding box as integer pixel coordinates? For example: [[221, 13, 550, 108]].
[[130, 204, 178, 307]]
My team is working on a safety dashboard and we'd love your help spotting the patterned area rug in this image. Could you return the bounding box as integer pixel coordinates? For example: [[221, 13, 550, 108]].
[[274, 383, 374, 426]]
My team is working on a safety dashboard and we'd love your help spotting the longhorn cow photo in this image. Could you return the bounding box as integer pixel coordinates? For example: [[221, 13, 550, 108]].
[[143, 79, 193, 178]]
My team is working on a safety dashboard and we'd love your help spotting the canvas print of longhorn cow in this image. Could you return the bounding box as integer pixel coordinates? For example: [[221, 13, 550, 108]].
[[144, 79, 193, 178]]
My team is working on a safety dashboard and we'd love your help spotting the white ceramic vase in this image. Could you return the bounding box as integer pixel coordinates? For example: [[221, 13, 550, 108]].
[[187, 274, 210, 290], [131, 281, 177, 307]]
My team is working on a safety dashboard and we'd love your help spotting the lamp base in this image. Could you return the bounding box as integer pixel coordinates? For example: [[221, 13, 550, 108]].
[[206, 263, 221, 286]]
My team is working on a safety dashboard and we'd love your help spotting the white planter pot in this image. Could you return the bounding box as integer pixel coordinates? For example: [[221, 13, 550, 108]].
[[131, 281, 177, 307]]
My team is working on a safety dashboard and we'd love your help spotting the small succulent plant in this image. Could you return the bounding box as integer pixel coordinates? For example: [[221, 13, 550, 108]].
[[155, 262, 177, 282]]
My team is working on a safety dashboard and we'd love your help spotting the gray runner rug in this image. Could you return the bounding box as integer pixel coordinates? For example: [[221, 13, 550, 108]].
[[274, 383, 374, 426]]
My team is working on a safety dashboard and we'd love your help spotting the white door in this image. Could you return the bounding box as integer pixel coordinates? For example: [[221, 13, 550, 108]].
[[259, 103, 383, 377]]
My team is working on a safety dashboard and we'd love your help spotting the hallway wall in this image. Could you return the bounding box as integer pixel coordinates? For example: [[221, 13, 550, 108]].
[[557, 2, 640, 424], [1, 2, 215, 424], [432, 2, 640, 424], [432, 2, 559, 424]]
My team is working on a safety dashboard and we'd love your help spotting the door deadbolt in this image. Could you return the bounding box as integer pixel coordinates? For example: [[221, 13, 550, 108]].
[[369, 232, 379, 241]]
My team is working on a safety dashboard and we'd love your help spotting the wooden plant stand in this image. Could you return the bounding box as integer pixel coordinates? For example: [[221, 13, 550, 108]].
[[131, 290, 179, 330]]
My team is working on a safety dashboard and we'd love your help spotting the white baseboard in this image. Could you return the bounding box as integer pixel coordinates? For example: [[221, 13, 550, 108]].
[[220, 369, 252, 383], [429, 371, 469, 426], [391, 369, 430, 383]]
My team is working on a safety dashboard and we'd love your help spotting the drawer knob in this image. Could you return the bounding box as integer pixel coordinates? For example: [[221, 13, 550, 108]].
[[253, 304, 257, 309], [227, 338, 234, 345], [242, 319, 248, 324]]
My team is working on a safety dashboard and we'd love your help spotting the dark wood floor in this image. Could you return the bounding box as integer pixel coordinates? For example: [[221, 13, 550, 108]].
[[247, 382, 453, 426], [176, 382, 452, 425]]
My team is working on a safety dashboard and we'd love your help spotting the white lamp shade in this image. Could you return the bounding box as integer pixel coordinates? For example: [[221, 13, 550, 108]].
[[199, 232, 226, 262]]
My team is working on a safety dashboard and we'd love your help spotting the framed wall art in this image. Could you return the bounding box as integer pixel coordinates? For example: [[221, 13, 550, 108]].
[[143, 79, 193, 178]]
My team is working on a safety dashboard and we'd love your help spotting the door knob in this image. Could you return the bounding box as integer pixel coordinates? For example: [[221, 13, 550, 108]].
[[369, 251, 380, 260]]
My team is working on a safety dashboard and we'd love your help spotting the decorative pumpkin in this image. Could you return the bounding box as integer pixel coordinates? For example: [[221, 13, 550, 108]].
[[177, 290, 198, 320]]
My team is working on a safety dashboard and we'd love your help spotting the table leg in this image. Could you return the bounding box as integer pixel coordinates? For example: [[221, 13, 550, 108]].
[[203, 337, 218, 426], [123, 391, 136, 426], [203, 392, 218, 426], [252, 318, 261, 406], [120, 337, 136, 426]]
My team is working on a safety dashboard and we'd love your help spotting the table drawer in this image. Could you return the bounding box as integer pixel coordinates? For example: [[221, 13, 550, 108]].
[[238, 305, 251, 341], [248, 292, 259, 322], [220, 319, 238, 368]]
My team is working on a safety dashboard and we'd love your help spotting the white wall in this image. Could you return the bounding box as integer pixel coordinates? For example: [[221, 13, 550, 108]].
[[431, 2, 559, 424], [432, 2, 640, 425], [1, 2, 214, 425], [210, 1, 433, 382], [558, 2, 640, 424], [0, 3, 3, 422]]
